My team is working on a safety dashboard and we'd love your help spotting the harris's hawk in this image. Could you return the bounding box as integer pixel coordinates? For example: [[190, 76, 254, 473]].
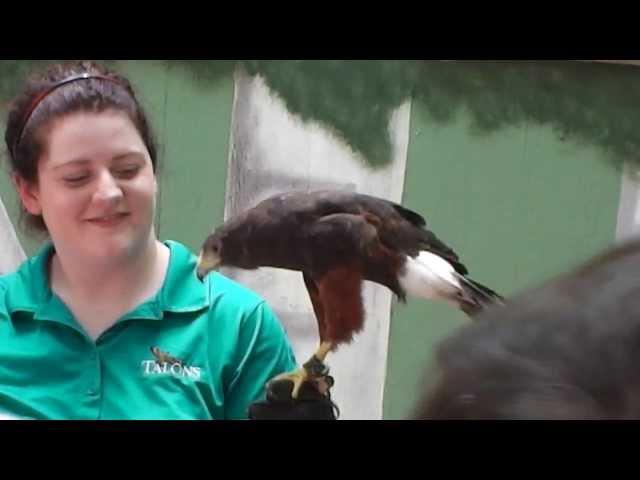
[[196, 189, 503, 398]]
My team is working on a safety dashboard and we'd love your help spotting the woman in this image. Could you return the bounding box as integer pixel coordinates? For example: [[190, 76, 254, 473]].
[[0, 60, 335, 420]]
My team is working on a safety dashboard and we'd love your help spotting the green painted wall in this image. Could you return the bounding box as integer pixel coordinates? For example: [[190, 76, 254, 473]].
[[0, 60, 234, 257], [383, 103, 623, 420]]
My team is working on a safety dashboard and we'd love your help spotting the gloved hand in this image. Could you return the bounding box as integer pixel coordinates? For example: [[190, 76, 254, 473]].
[[248, 374, 339, 420]]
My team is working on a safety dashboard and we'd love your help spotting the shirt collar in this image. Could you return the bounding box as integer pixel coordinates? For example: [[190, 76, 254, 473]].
[[3, 240, 211, 322]]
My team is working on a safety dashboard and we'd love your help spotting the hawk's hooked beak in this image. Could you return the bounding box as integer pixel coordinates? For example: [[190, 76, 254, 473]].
[[196, 249, 221, 280]]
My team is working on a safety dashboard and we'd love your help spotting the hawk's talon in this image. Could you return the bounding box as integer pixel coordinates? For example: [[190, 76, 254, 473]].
[[266, 367, 311, 400], [302, 355, 330, 377], [266, 365, 334, 400]]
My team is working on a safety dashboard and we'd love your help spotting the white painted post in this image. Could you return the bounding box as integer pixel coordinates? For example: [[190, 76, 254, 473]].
[[616, 163, 640, 243]]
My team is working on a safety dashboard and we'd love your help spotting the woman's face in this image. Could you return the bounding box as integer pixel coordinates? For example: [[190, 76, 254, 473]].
[[16, 109, 158, 263]]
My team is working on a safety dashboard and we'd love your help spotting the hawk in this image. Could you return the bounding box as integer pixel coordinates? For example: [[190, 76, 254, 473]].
[[197, 190, 503, 398]]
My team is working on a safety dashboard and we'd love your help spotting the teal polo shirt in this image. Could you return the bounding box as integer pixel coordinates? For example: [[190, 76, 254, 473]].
[[0, 240, 297, 420]]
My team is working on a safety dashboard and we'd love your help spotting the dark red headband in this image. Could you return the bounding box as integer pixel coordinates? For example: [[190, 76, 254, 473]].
[[12, 73, 127, 159]]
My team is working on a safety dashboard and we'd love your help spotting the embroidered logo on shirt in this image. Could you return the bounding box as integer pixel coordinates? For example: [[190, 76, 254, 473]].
[[141, 346, 202, 380]]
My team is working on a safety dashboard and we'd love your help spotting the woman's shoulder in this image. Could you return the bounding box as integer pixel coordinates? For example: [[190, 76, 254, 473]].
[[0, 243, 53, 311], [0, 256, 35, 304], [0, 270, 13, 314], [206, 271, 267, 313]]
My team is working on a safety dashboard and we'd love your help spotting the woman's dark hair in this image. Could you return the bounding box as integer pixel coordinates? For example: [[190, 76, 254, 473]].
[[4, 60, 158, 233]]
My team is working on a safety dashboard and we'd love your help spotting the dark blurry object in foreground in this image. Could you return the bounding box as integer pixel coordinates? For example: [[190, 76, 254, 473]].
[[413, 238, 640, 420]]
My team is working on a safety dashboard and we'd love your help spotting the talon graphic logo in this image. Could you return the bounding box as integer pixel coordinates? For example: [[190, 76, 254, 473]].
[[141, 346, 202, 380]]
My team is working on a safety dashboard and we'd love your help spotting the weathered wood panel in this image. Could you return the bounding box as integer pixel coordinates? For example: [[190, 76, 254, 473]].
[[223, 69, 411, 419]]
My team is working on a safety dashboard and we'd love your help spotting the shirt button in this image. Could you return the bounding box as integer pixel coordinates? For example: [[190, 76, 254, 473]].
[[87, 389, 99, 397]]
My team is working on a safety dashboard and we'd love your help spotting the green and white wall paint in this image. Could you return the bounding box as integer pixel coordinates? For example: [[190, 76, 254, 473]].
[[0, 60, 638, 419]]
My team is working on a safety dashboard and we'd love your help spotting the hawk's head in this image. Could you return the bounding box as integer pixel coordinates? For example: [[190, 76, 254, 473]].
[[197, 232, 224, 280]]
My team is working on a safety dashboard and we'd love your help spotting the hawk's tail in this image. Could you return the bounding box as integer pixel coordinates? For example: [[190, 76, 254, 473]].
[[455, 274, 504, 317]]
